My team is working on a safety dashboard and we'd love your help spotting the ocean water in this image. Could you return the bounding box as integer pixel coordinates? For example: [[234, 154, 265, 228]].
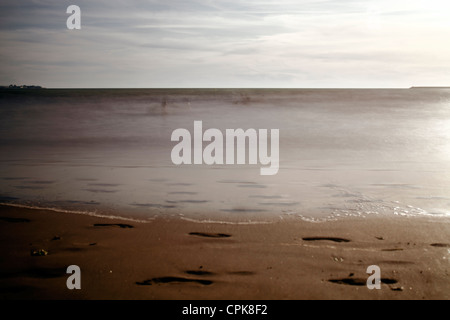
[[1, 88, 450, 222]]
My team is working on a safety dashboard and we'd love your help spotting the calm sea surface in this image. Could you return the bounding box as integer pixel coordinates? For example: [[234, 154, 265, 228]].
[[1, 88, 450, 222]]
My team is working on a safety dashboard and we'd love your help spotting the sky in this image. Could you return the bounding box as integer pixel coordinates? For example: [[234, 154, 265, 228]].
[[0, 0, 449, 88]]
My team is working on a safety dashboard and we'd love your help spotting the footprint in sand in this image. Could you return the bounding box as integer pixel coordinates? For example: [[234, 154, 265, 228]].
[[93, 223, 134, 229], [136, 277, 213, 286], [328, 278, 398, 286], [185, 270, 215, 276], [302, 237, 351, 243], [430, 243, 450, 248], [136, 267, 256, 288], [189, 232, 231, 238]]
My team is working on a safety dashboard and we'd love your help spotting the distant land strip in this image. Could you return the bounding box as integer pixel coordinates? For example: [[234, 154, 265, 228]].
[[410, 86, 450, 89]]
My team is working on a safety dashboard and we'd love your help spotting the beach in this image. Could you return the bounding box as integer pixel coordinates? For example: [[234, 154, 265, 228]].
[[2, 0, 450, 304], [1, 88, 450, 300], [1, 204, 448, 300]]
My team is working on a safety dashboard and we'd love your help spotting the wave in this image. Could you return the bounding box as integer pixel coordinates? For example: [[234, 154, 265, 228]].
[[178, 215, 274, 225]]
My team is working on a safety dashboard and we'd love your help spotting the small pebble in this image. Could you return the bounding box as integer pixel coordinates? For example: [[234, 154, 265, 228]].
[[31, 249, 48, 256]]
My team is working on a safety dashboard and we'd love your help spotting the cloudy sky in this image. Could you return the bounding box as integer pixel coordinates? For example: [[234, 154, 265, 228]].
[[0, 0, 449, 88]]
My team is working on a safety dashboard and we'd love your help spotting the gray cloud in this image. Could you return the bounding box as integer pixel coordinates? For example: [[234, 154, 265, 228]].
[[1, 0, 449, 88]]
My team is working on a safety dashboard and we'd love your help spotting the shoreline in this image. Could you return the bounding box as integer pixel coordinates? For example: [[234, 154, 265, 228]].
[[0, 205, 449, 300], [3, 201, 449, 225]]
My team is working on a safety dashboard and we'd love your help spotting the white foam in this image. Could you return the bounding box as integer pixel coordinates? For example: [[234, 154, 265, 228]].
[[179, 216, 274, 225]]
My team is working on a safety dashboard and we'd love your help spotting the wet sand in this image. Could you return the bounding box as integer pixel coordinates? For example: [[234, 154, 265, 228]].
[[0, 205, 449, 300]]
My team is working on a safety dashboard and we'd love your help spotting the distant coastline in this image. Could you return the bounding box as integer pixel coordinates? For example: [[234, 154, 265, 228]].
[[0, 84, 45, 89], [1, 85, 449, 90], [410, 86, 450, 89]]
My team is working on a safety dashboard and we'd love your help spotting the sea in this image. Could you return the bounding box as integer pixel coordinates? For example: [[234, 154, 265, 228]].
[[1, 88, 450, 223]]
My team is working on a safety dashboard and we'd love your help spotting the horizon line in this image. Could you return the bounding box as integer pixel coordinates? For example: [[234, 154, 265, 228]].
[[2, 86, 450, 90]]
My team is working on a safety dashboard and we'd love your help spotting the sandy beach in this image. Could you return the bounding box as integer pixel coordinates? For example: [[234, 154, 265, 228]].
[[0, 204, 448, 300], [2, 0, 450, 305]]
